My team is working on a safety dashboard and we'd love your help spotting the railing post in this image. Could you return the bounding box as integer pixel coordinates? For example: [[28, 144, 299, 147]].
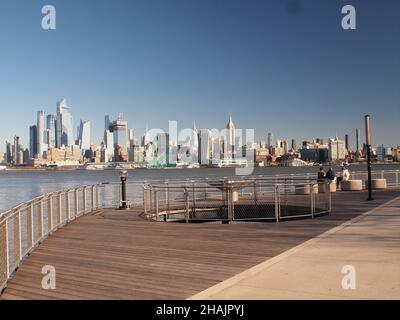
[[83, 187, 87, 214], [396, 170, 399, 186], [96, 185, 100, 209], [91, 186, 95, 212], [327, 181, 332, 214], [48, 195, 53, 231], [17, 209, 22, 262], [143, 187, 148, 217], [275, 185, 280, 222], [66, 191, 71, 221], [310, 184, 315, 219], [74, 189, 78, 218], [58, 192, 62, 226], [155, 190, 159, 222], [5, 218, 10, 279], [227, 188, 233, 223], [381, 170, 384, 179], [185, 188, 189, 224], [40, 198, 44, 239], [28, 202, 34, 250], [165, 181, 169, 222], [192, 182, 196, 215]]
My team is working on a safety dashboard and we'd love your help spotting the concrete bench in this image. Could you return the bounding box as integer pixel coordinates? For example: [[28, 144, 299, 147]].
[[295, 184, 318, 195], [365, 179, 387, 190], [318, 182, 337, 193], [341, 180, 363, 191]]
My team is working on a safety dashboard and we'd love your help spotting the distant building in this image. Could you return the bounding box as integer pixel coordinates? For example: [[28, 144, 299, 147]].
[[5, 141, 12, 163], [46, 114, 57, 148], [198, 129, 211, 165], [156, 133, 170, 165], [111, 117, 128, 154], [29, 125, 38, 159], [267, 132, 273, 148], [224, 114, 236, 159], [56, 98, 74, 147], [328, 137, 346, 161], [78, 119, 91, 151], [37, 111, 47, 158], [377, 145, 393, 162]]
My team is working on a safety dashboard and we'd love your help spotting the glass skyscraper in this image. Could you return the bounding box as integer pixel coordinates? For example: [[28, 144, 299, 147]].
[[56, 99, 73, 147]]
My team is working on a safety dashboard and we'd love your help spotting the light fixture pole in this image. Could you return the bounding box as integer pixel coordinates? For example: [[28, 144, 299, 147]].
[[120, 170, 128, 209], [365, 115, 373, 201]]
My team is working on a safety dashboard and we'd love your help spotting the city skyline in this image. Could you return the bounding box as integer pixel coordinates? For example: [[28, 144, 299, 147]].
[[1, 0, 400, 151], [0, 99, 397, 156]]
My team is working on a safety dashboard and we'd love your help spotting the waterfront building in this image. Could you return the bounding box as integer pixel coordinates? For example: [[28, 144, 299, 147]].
[[5, 141, 12, 163], [56, 98, 73, 147], [104, 115, 111, 131], [18, 149, 24, 165], [291, 139, 297, 151], [113, 145, 128, 162], [345, 134, 349, 151], [156, 133, 170, 166], [78, 120, 91, 151], [224, 114, 236, 159], [37, 111, 46, 158], [198, 129, 211, 165], [267, 132, 273, 147], [328, 137, 346, 162], [13, 136, 20, 165], [29, 125, 37, 159], [111, 117, 129, 154], [254, 148, 270, 166], [377, 145, 393, 162], [46, 114, 57, 148]]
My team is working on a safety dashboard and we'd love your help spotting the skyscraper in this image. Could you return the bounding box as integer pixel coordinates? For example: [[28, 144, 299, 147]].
[[13, 136, 20, 165], [104, 115, 111, 131], [225, 114, 236, 158], [356, 128, 360, 151], [78, 119, 91, 151], [46, 114, 56, 148], [291, 139, 297, 151], [345, 134, 349, 151], [56, 98, 73, 147], [267, 132, 274, 147], [198, 129, 211, 165], [5, 141, 12, 163], [37, 111, 46, 158], [111, 116, 128, 154], [29, 125, 38, 159], [156, 133, 170, 165]]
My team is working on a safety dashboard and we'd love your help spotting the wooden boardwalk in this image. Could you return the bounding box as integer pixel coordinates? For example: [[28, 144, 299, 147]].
[[1, 190, 399, 300]]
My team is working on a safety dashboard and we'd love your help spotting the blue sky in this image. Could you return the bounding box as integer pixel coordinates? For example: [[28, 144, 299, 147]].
[[0, 0, 399, 152]]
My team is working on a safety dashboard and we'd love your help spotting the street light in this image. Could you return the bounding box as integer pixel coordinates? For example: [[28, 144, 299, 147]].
[[365, 115, 373, 201], [120, 170, 128, 209]]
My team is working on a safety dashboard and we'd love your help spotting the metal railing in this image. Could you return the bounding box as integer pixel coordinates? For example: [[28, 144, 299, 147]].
[[143, 179, 332, 224], [0, 184, 101, 293]]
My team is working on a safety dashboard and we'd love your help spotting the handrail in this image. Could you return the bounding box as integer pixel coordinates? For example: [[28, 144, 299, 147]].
[[0, 184, 102, 294]]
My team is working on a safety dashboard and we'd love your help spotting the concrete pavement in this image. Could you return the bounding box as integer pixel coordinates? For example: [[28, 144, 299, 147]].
[[189, 196, 400, 300]]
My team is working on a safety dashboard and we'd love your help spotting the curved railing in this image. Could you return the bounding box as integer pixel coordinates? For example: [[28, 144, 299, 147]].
[[0, 184, 102, 293]]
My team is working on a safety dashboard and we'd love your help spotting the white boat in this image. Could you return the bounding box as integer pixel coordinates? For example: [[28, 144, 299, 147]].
[[0, 166, 7, 171]]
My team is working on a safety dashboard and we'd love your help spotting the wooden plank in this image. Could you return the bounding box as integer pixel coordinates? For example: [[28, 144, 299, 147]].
[[1, 189, 398, 300]]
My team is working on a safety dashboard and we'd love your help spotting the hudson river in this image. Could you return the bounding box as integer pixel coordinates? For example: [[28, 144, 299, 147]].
[[1, 164, 399, 212]]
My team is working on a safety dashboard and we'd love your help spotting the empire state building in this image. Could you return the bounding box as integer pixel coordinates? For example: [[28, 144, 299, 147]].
[[225, 114, 236, 159]]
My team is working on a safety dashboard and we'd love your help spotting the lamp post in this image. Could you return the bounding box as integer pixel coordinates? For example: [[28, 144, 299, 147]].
[[120, 170, 128, 209], [365, 115, 373, 201]]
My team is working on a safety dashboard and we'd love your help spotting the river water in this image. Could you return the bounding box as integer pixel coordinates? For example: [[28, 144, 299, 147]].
[[1, 164, 399, 212]]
